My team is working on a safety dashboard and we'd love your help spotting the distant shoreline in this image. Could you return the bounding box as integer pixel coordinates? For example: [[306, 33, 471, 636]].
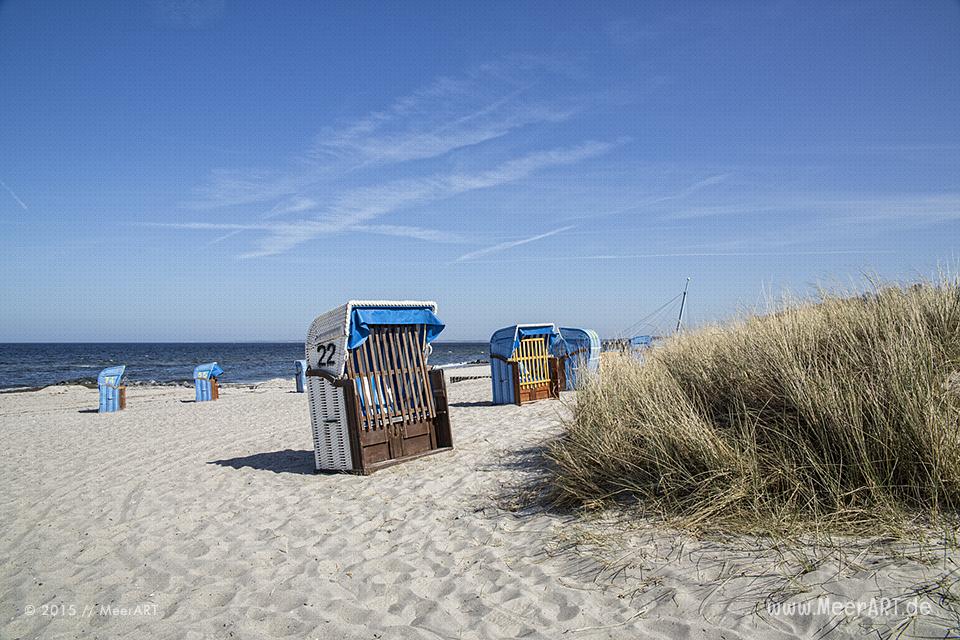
[[0, 342, 490, 390], [0, 359, 491, 393]]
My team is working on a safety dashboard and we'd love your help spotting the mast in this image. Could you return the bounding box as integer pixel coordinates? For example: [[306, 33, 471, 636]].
[[675, 277, 690, 333]]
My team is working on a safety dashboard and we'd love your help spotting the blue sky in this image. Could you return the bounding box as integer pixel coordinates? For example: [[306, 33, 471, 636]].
[[1, 1, 958, 341]]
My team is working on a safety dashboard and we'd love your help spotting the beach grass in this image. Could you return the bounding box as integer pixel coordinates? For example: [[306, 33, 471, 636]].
[[547, 276, 960, 534]]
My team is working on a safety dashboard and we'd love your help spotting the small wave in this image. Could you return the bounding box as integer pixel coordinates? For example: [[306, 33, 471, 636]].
[[436, 359, 488, 369], [0, 386, 45, 394], [126, 379, 193, 387], [27, 377, 196, 390], [50, 377, 99, 389]]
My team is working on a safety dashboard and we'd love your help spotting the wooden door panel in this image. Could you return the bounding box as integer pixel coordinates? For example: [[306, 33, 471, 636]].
[[403, 420, 432, 438], [361, 442, 391, 466], [401, 433, 432, 456], [345, 324, 444, 471], [359, 427, 388, 446]]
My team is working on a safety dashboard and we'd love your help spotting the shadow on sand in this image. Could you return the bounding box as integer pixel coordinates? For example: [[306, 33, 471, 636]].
[[209, 449, 315, 475], [475, 442, 571, 517]]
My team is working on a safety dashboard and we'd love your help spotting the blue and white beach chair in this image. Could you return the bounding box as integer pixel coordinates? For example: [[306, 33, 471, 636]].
[[98, 365, 127, 413], [489, 324, 566, 405], [193, 362, 223, 402], [295, 359, 308, 393]]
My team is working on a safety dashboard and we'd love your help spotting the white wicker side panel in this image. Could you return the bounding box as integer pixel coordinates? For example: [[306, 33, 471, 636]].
[[306, 375, 353, 472], [306, 302, 353, 472]]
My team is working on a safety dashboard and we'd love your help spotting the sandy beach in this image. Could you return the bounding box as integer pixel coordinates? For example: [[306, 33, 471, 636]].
[[1, 368, 956, 639]]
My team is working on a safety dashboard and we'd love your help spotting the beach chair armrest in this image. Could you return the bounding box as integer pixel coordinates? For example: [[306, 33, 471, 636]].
[[305, 368, 350, 387]]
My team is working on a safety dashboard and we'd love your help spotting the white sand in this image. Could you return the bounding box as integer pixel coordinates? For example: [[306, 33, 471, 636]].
[[1, 371, 957, 639]]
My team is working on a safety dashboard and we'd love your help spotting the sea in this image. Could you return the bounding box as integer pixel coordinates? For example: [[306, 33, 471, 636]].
[[0, 342, 490, 391]]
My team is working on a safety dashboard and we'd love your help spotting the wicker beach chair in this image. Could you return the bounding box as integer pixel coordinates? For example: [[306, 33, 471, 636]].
[[294, 359, 307, 393], [304, 301, 453, 474], [193, 362, 223, 402], [489, 324, 566, 405], [97, 365, 127, 413]]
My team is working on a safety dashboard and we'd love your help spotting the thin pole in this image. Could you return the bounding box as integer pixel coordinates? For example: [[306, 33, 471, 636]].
[[675, 277, 691, 333]]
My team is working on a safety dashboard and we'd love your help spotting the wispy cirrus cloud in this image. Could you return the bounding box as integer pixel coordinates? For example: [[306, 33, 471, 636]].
[[157, 139, 619, 257], [146, 221, 465, 244], [563, 173, 730, 222], [314, 88, 576, 167], [348, 224, 467, 243], [149, 0, 224, 29], [188, 61, 586, 211], [164, 57, 631, 258], [1, 180, 28, 211], [667, 193, 960, 224], [143, 221, 277, 231], [241, 140, 618, 258], [458, 249, 896, 264], [265, 196, 318, 218], [454, 225, 576, 262]]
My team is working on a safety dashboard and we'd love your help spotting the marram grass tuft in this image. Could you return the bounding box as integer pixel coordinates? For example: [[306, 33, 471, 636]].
[[547, 277, 960, 534]]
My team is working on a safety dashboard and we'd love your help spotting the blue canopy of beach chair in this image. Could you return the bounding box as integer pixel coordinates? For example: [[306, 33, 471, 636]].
[[193, 362, 224, 380], [513, 325, 563, 352], [347, 306, 445, 350], [489, 324, 566, 405], [97, 365, 126, 388], [489, 324, 564, 361]]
